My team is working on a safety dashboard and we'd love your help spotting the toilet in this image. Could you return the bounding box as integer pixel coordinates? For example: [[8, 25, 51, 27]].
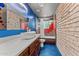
[[40, 39, 45, 48]]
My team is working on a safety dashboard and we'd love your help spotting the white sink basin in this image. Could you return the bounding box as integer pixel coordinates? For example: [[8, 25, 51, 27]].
[[20, 32, 36, 40]]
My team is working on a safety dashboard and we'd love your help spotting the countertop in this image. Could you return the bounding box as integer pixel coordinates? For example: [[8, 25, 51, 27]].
[[0, 34, 40, 56]]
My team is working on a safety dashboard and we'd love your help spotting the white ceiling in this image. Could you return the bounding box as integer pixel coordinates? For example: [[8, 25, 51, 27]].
[[28, 3, 59, 18], [6, 3, 59, 18]]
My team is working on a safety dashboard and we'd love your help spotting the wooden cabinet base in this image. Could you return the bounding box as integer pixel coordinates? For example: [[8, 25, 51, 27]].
[[29, 40, 40, 56], [19, 39, 40, 56]]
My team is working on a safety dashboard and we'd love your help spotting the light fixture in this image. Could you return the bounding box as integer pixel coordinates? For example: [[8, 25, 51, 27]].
[[9, 3, 26, 13], [19, 3, 28, 11], [28, 16, 34, 19], [39, 4, 44, 8], [36, 9, 40, 12]]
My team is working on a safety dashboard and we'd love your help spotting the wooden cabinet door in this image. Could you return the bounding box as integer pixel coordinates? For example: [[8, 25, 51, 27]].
[[19, 47, 29, 56], [29, 39, 40, 56]]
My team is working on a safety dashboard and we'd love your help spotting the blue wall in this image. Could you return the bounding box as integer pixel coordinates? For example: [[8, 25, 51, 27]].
[[24, 3, 37, 31], [28, 18, 36, 31], [0, 3, 5, 8], [0, 30, 26, 38]]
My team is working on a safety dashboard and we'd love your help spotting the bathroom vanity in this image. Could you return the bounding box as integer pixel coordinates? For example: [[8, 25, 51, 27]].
[[0, 33, 40, 56]]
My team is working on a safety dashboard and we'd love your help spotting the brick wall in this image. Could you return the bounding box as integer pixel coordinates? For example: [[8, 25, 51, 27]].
[[0, 8, 6, 30], [56, 3, 79, 56], [7, 10, 21, 30]]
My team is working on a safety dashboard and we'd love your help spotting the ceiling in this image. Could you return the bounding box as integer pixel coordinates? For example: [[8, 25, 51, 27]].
[[6, 3, 59, 18], [28, 3, 59, 18]]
